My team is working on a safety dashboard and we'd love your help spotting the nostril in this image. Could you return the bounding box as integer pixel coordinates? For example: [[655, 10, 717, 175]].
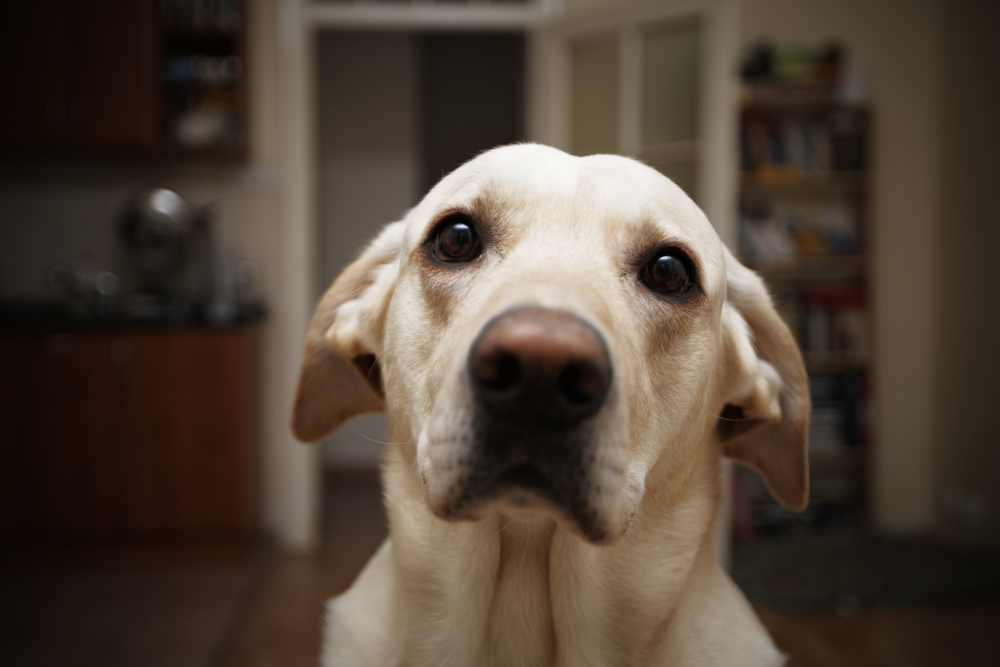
[[472, 349, 521, 393], [556, 361, 606, 406], [469, 307, 613, 425]]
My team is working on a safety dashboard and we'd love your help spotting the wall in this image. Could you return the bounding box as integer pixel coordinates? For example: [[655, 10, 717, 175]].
[[317, 32, 420, 291], [314, 31, 526, 469], [935, 0, 1000, 546], [316, 32, 420, 468], [0, 162, 280, 301], [741, 0, 943, 533], [420, 33, 525, 193]]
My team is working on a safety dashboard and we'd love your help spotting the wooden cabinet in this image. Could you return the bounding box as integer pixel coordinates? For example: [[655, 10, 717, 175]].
[[0, 327, 255, 546], [0, 332, 118, 536], [0, 1, 67, 147], [0, 0, 160, 150], [0, 0, 246, 155]]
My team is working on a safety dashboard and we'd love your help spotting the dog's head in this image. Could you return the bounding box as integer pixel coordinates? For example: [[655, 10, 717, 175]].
[[292, 144, 809, 544]]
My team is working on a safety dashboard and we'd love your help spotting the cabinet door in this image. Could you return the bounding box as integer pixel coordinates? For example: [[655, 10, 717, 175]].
[[116, 330, 249, 537], [0, 1, 69, 146], [0, 0, 160, 150], [0, 333, 118, 537], [64, 0, 160, 148]]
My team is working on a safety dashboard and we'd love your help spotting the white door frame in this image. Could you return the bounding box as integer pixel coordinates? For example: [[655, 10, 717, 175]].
[[270, 0, 739, 550]]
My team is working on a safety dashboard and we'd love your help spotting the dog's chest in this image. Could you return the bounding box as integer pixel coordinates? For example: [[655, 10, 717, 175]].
[[477, 526, 557, 665], [397, 521, 559, 667]]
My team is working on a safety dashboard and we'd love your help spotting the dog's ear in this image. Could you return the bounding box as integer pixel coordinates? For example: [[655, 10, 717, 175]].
[[717, 248, 810, 511], [291, 221, 405, 443]]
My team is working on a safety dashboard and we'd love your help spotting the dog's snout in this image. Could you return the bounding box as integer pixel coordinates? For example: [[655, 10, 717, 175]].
[[468, 308, 611, 427]]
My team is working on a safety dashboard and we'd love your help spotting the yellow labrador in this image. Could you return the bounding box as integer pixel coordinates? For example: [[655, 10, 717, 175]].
[[292, 144, 809, 666]]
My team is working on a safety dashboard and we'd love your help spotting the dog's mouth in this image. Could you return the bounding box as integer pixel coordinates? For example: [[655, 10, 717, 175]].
[[426, 438, 627, 545], [484, 462, 570, 512], [494, 462, 553, 495]]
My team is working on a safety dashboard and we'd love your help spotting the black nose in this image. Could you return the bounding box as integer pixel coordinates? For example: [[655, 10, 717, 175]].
[[468, 308, 612, 428]]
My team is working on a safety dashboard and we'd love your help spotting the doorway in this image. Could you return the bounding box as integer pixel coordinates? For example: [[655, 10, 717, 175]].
[[316, 30, 525, 543]]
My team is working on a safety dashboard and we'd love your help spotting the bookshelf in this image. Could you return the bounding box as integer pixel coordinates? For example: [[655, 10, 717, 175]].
[[733, 80, 872, 536]]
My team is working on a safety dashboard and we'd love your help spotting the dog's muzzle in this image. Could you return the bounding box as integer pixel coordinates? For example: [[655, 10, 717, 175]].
[[421, 307, 622, 542]]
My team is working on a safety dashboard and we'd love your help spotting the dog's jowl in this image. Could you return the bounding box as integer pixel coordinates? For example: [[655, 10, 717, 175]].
[[292, 144, 809, 667]]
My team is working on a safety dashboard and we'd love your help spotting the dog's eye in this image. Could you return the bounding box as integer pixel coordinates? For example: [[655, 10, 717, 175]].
[[433, 219, 481, 263], [641, 252, 692, 296]]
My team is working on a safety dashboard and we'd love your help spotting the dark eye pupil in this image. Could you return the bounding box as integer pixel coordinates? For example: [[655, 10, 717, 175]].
[[646, 254, 690, 295], [443, 223, 471, 250], [434, 220, 480, 262]]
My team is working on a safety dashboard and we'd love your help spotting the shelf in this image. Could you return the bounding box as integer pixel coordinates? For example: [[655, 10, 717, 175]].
[[809, 446, 866, 471], [162, 27, 240, 40], [804, 350, 868, 374], [740, 82, 864, 112], [745, 255, 867, 282], [741, 171, 867, 195]]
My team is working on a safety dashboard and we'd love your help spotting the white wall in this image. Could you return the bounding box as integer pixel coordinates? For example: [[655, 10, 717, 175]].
[[317, 32, 421, 289], [0, 162, 281, 300], [316, 32, 421, 468]]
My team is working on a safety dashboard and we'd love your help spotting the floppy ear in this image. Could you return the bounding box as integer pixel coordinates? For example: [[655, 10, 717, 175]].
[[717, 248, 810, 511], [291, 221, 405, 443]]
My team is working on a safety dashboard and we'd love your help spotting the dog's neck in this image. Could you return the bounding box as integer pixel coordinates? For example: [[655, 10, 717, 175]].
[[380, 430, 725, 665]]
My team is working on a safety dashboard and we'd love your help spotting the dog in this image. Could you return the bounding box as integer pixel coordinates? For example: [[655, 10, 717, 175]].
[[292, 143, 809, 666]]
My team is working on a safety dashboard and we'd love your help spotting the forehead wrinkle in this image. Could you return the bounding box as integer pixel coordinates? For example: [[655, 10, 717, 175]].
[[578, 152, 713, 230]]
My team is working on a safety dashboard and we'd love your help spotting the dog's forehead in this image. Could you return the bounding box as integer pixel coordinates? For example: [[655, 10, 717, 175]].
[[405, 144, 724, 271]]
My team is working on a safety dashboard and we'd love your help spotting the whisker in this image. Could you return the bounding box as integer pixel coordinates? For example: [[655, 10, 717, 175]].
[[517, 524, 531, 577], [346, 422, 412, 446], [486, 519, 513, 541]]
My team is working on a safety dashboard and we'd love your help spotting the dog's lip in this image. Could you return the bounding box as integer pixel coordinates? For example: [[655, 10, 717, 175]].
[[488, 462, 566, 507], [430, 471, 628, 545], [429, 461, 566, 520]]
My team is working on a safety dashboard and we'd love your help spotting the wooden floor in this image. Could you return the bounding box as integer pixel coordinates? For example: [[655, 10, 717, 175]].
[[222, 470, 1000, 667], [759, 602, 1000, 666], [220, 547, 378, 667], [221, 468, 388, 667], [0, 555, 258, 667]]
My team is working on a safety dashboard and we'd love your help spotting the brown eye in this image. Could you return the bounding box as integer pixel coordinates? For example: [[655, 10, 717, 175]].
[[641, 252, 692, 296], [433, 219, 481, 263]]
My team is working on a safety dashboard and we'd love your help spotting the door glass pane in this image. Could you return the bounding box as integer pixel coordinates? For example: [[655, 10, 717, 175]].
[[642, 22, 700, 145], [649, 160, 697, 200], [571, 35, 619, 156]]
